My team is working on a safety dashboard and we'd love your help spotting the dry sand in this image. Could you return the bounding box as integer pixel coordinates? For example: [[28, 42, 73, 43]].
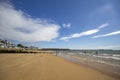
[[0, 53, 119, 80]]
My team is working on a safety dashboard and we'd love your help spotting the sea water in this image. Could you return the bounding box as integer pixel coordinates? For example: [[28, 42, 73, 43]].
[[57, 50, 120, 76], [58, 50, 120, 66]]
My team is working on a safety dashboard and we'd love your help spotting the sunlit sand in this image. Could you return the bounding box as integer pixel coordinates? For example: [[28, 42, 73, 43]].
[[0, 53, 118, 80]]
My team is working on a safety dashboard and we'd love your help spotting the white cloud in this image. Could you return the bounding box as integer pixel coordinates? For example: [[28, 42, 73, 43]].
[[98, 23, 109, 29], [60, 23, 109, 41], [92, 30, 120, 38], [0, 2, 60, 42], [63, 23, 71, 28], [60, 29, 99, 40]]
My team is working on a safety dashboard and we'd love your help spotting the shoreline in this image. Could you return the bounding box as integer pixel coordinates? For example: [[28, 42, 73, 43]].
[[57, 53, 120, 79], [0, 53, 119, 80]]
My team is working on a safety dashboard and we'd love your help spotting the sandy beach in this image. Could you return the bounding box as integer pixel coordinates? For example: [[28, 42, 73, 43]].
[[0, 53, 119, 80]]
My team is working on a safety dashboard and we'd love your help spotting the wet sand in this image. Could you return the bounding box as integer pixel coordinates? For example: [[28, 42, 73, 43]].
[[58, 53, 120, 79], [0, 53, 119, 80]]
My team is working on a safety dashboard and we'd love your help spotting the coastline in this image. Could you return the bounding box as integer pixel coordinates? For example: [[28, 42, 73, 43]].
[[58, 53, 120, 79], [0, 53, 119, 80]]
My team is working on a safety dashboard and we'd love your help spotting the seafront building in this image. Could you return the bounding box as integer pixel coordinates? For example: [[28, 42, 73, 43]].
[[0, 39, 39, 50], [0, 39, 17, 48]]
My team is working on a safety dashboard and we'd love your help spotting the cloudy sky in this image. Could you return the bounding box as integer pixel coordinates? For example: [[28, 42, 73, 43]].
[[0, 0, 120, 49]]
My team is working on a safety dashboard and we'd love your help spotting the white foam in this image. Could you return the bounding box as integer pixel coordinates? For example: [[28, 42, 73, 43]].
[[112, 54, 120, 57], [92, 54, 120, 60], [96, 60, 120, 67]]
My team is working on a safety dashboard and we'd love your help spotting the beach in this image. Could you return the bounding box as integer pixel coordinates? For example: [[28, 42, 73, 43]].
[[58, 51, 120, 79], [0, 53, 119, 80]]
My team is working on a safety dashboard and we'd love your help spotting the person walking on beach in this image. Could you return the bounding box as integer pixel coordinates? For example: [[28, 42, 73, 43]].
[[56, 51, 58, 56]]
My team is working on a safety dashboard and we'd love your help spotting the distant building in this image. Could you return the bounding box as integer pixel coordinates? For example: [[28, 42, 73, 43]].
[[0, 42, 5, 48], [0, 39, 18, 48], [0, 39, 39, 50]]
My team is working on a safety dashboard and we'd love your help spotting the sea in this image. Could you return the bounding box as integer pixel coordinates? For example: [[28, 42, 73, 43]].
[[55, 50, 120, 77]]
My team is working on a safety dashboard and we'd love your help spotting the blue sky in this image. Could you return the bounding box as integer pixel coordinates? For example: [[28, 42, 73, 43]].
[[0, 0, 120, 49]]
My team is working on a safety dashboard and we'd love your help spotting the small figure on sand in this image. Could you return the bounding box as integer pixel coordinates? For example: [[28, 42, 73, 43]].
[[56, 51, 58, 56]]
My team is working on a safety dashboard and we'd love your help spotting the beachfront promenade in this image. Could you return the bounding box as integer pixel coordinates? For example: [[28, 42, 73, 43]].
[[0, 53, 118, 80]]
